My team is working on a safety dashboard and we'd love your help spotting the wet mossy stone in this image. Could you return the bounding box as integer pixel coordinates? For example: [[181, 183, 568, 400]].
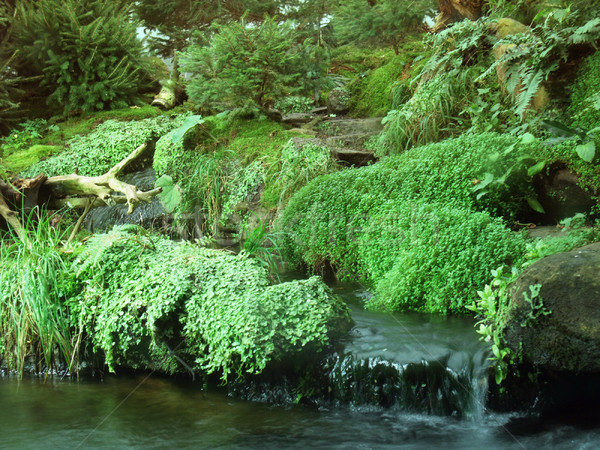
[[505, 242, 600, 372]]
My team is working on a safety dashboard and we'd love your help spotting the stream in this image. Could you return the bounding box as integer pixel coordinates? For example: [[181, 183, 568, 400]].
[[2, 284, 600, 448]]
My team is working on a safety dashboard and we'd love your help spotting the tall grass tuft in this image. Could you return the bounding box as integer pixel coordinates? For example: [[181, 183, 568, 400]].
[[0, 207, 76, 376]]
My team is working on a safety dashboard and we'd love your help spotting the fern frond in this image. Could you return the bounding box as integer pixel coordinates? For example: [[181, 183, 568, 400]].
[[515, 67, 544, 120], [569, 18, 600, 45]]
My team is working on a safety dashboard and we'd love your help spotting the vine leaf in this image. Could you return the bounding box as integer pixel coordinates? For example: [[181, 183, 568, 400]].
[[171, 115, 204, 144], [576, 141, 595, 162], [527, 197, 545, 213], [155, 175, 182, 213]]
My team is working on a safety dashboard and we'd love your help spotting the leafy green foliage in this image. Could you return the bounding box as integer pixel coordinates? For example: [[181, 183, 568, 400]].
[[568, 50, 600, 131], [154, 116, 337, 228], [134, 0, 282, 58], [22, 115, 183, 177], [481, 10, 600, 120], [278, 133, 535, 313], [362, 202, 524, 314], [264, 139, 337, 207], [332, 0, 435, 55], [9, 0, 153, 114], [378, 73, 469, 153], [69, 225, 351, 378], [181, 16, 308, 112], [0, 208, 75, 376]]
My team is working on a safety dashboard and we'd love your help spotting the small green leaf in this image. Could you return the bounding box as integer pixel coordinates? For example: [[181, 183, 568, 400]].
[[155, 175, 182, 213], [171, 115, 204, 144], [520, 132, 536, 144], [576, 141, 595, 162], [527, 160, 545, 176], [527, 197, 545, 214]]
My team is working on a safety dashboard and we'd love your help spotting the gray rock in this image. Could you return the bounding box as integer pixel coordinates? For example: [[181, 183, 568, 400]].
[[327, 88, 351, 115], [505, 242, 600, 372], [281, 113, 314, 126]]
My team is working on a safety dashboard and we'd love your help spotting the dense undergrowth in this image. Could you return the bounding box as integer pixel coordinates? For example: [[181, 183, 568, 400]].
[[2, 0, 600, 385], [153, 114, 338, 230], [278, 132, 537, 314], [1, 224, 351, 378]]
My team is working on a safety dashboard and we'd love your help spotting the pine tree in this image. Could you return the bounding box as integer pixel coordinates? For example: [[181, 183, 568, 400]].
[[0, 1, 23, 135], [332, 0, 436, 54], [8, 0, 152, 114], [180, 15, 303, 112], [135, 0, 283, 59]]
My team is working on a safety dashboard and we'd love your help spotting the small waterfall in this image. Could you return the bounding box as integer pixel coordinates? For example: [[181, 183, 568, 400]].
[[324, 349, 490, 417], [229, 285, 491, 417]]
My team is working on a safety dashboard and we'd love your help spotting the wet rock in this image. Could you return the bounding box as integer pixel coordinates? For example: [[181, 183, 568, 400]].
[[504, 242, 600, 372]]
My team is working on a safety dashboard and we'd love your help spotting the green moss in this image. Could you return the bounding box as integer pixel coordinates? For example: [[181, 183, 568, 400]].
[[1, 144, 61, 174], [568, 50, 600, 131], [330, 45, 395, 78], [349, 55, 407, 117]]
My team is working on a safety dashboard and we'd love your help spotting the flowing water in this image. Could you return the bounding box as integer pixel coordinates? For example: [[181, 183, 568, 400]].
[[2, 285, 600, 448]]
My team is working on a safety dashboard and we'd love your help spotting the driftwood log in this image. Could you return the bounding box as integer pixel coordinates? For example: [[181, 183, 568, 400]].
[[0, 143, 161, 240]]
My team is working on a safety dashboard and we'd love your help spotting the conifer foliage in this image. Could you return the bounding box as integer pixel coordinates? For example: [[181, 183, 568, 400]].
[[180, 16, 304, 111], [9, 0, 151, 114]]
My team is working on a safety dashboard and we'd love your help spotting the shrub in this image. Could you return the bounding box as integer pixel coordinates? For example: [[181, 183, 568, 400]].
[[9, 0, 152, 114], [180, 16, 304, 111], [153, 116, 337, 226], [361, 202, 525, 314], [22, 115, 184, 177], [332, 0, 435, 55], [69, 225, 351, 378]]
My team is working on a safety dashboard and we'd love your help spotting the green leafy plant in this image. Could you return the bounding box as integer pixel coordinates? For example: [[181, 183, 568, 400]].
[[278, 134, 534, 313], [22, 114, 183, 177], [9, 0, 153, 114], [471, 132, 547, 214], [69, 225, 351, 379], [240, 215, 284, 280], [479, 9, 600, 120]]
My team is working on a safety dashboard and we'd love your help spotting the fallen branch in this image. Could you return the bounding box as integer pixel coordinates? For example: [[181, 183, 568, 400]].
[[43, 143, 162, 214], [0, 143, 162, 240]]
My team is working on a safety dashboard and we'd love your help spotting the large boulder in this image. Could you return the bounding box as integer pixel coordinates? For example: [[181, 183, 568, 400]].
[[504, 242, 600, 372]]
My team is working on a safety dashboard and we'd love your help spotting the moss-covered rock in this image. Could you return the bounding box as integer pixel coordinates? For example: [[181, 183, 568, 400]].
[[568, 50, 600, 131], [504, 242, 600, 372]]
